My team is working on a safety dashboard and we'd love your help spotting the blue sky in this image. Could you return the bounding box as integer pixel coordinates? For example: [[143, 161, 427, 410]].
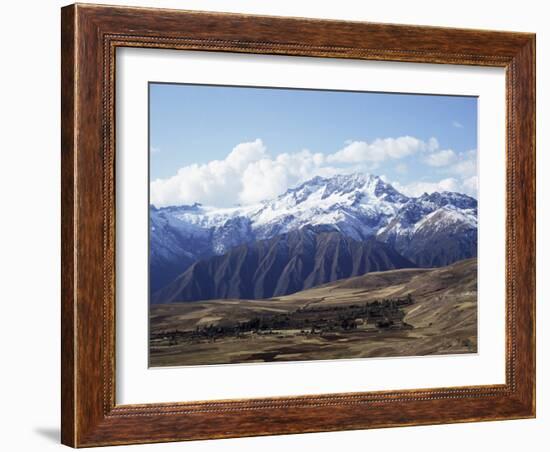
[[149, 83, 477, 207]]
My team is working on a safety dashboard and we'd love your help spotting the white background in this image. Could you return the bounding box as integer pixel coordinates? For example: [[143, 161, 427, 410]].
[[0, 0, 546, 451], [117, 49, 506, 404]]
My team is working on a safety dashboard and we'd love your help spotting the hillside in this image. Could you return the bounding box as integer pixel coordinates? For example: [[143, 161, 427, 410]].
[[150, 258, 477, 366], [151, 228, 416, 304]]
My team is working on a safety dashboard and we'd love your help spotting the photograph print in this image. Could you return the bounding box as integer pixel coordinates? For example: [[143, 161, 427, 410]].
[[148, 84, 478, 367]]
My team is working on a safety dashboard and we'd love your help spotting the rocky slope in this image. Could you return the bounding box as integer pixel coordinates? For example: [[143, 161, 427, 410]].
[[152, 228, 415, 303], [150, 173, 477, 294]]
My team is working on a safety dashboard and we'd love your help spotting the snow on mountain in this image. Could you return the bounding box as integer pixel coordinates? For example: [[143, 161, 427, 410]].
[[415, 205, 477, 234], [251, 173, 408, 241], [149, 173, 477, 292], [377, 191, 477, 267], [377, 191, 477, 239], [156, 173, 409, 237]]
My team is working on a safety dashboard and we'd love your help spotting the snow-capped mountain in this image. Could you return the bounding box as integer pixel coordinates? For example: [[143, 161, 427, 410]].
[[377, 191, 477, 267], [251, 173, 408, 241], [149, 173, 477, 293]]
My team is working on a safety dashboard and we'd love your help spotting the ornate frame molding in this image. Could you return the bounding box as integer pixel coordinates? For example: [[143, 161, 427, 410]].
[[62, 4, 535, 447]]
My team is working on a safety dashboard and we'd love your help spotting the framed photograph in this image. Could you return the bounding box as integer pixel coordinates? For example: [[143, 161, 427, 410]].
[[61, 3, 536, 447]]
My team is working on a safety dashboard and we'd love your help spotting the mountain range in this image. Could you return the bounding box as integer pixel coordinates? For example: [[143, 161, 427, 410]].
[[152, 228, 415, 303], [150, 173, 477, 302]]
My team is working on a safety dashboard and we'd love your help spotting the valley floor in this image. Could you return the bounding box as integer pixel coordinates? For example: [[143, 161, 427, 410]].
[[149, 258, 477, 366]]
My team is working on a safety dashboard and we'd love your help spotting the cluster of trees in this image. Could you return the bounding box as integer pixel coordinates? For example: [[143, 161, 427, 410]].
[[151, 294, 415, 345]]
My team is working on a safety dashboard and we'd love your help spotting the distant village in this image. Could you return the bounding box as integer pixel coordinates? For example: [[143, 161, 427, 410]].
[[151, 295, 415, 345]]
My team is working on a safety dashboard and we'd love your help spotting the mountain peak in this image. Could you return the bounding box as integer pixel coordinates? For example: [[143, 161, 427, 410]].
[[150, 172, 478, 293], [295, 172, 379, 189], [415, 191, 477, 209], [280, 172, 407, 205]]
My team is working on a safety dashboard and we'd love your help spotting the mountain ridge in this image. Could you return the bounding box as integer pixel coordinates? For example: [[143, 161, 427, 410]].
[[152, 227, 416, 304], [150, 173, 477, 293]]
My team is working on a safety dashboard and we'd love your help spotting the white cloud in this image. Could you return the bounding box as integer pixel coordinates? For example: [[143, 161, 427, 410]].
[[448, 149, 477, 177], [239, 149, 334, 205], [452, 120, 464, 129], [150, 139, 347, 207], [392, 175, 477, 198], [392, 178, 460, 197], [394, 163, 408, 174], [225, 139, 268, 171], [150, 139, 478, 207], [150, 146, 161, 154], [409, 149, 477, 197], [239, 159, 290, 205], [150, 139, 267, 208], [451, 159, 476, 177], [424, 149, 457, 167], [462, 176, 478, 195], [327, 136, 434, 164], [427, 137, 439, 151]]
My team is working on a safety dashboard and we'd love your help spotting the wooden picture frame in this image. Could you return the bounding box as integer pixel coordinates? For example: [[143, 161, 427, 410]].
[[61, 3, 535, 447]]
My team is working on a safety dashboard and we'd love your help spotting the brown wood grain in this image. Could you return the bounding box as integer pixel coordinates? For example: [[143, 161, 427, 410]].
[[60, 5, 76, 447], [61, 3, 536, 447]]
